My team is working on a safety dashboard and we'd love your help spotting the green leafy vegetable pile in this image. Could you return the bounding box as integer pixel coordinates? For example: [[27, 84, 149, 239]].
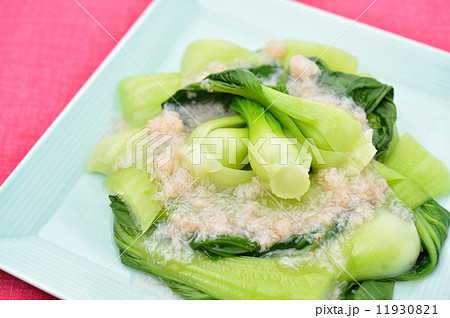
[[109, 185, 420, 299], [316, 59, 397, 158], [85, 39, 450, 300]]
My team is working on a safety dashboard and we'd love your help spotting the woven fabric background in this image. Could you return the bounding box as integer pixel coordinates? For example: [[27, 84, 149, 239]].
[[0, 0, 449, 300]]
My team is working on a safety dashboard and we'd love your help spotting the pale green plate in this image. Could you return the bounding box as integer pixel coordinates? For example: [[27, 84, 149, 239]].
[[0, 0, 449, 299]]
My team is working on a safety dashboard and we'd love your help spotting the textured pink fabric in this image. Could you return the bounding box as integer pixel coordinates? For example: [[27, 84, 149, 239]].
[[0, 0, 448, 300]]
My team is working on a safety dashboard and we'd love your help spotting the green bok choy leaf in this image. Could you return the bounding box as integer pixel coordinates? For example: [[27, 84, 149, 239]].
[[104, 167, 162, 233], [190, 222, 339, 260], [382, 133, 450, 198], [282, 39, 358, 73], [178, 115, 255, 187], [373, 161, 450, 280], [112, 197, 339, 299], [341, 281, 394, 300], [111, 197, 419, 299], [397, 199, 450, 280], [230, 97, 311, 199], [85, 125, 144, 176], [373, 132, 450, 280], [119, 73, 180, 125], [316, 59, 397, 158], [180, 39, 263, 83], [168, 69, 376, 175]]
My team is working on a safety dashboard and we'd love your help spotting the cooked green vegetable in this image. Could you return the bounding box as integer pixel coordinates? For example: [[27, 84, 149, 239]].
[[190, 222, 339, 260], [169, 69, 376, 175], [282, 39, 358, 73], [247, 63, 289, 92], [316, 59, 397, 158], [382, 133, 450, 198], [266, 107, 370, 173], [104, 167, 161, 232], [180, 39, 261, 82], [374, 137, 450, 279], [205, 127, 249, 170], [160, 279, 215, 300], [372, 135, 450, 280], [372, 160, 430, 209], [397, 199, 450, 280], [163, 63, 286, 108], [190, 236, 260, 260], [373, 162, 450, 281], [342, 281, 394, 300], [231, 97, 311, 199], [372, 133, 450, 209], [178, 115, 255, 187], [85, 38, 450, 300], [85, 125, 144, 176], [246, 63, 282, 81], [119, 73, 180, 125], [113, 208, 339, 299], [387, 136, 450, 280], [206, 70, 363, 152], [111, 197, 419, 299], [343, 209, 420, 281], [376, 124, 399, 162]]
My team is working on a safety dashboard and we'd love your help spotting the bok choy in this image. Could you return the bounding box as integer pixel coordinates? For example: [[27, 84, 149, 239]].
[[316, 59, 397, 158], [85, 37, 450, 300], [111, 192, 420, 299], [282, 39, 358, 73], [85, 125, 144, 176], [119, 73, 180, 125], [373, 132, 450, 280], [230, 97, 311, 199], [168, 69, 376, 175], [178, 115, 255, 187], [180, 39, 263, 83]]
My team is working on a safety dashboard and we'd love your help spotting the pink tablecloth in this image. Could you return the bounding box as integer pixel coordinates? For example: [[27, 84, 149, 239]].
[[0, 0, 449, 300]]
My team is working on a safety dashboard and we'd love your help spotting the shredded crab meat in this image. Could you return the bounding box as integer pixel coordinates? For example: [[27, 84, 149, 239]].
[[289, 54, 321, 78], [288, 54, 370, 130], [147, 110, 185, 136], [145, 110, 187, 175], [317, 167, 388, 207], [264, 39, 286, 60]]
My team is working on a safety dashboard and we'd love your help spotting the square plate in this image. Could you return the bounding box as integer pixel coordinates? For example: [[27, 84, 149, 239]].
[[1, 0, 449, 300]]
